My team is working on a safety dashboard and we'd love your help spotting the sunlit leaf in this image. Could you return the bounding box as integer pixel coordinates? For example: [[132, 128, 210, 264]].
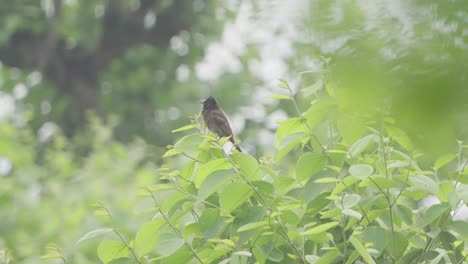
[[237, 221, 267, 232], [296, 153, 327, 183], [423, 204, 449, 225], [336, 193, 361, 209], [276, 118, 306, 148], [455, 183, 468, 203], [349, 236, 376, 264], [349, 164, 373, 179], [434, 154, 456, 170], [198, 170, 237, 200], [275, 133, 306, 163], [134, 220, 165, 258], [359, 175, 397, 190], [76, 228, 113, 244], [194, 159, 232, 188], [219, 183, 254, 216], [361, 227, 386, 254], [162, 148, 183, 158], [410, 175, 439, 195], [268, 94, 291, 100], [154, 232, 185, 257], [231, 152, 261, 180], [302, 221, 339, 235], [348, 134, 379, 157], [97, 240, 129, 264], [172, 124, 196, 133]]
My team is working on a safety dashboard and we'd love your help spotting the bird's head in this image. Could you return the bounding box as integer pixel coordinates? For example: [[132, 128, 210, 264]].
[[201, 96, 219, 111]]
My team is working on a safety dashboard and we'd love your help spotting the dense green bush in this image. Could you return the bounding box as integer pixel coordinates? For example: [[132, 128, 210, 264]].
[[0, 118, 157, 263], [49, 79, 468, 263]]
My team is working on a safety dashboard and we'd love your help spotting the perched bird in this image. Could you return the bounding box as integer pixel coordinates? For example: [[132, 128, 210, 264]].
[[201, 96, 242, 152]]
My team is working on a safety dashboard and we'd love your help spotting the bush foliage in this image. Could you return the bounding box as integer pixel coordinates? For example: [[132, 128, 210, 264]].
[[35, 78, 467, 263]]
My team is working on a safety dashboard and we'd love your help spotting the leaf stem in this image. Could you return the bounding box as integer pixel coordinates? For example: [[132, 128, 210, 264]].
[[223, 152, 306, 264], [145, 187, 205, 264]]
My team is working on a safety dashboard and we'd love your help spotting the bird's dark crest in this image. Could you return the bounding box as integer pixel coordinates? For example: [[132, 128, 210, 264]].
[[202, 96, 218, 110]]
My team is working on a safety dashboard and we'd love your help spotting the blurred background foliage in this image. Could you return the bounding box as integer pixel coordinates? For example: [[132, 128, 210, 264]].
[[0, 0, 467, 263]]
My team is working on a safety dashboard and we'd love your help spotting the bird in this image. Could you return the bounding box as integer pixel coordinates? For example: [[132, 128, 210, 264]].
[[201, 96, 242, 152]]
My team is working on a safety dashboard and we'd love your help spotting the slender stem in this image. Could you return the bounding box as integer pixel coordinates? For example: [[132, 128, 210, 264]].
[[286, 82, 329, 155], [223, 152, 306, 264], [101, 206, 142, 264], [378, 134, 396, 263], [56, 247, 67, 264], [145, 187, 204, 264], [390, 155, 412, 208], [182, 152, 205, 164], [415, 155, 468, 264], [174, 185, 220, 209]]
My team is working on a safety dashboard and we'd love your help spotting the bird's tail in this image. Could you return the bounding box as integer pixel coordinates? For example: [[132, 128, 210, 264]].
[[235, 145, 242, 152], [230, 137, 242, 152]]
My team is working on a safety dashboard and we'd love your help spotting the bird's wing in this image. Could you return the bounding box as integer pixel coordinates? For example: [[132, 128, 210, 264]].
[[209, 111, 233, 137]]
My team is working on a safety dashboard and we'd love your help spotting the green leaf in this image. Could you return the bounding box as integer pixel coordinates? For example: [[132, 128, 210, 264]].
[[219, 183, 254, 216], [361, 226, 386, 254], [158, 247, 193, 264], [395, 204, 413, 225], [97, 240, 130, 264], [386, 231, 408, 258], [438, 182, 454, 202], [230, 153, 261, 180], [305, 255, 319, 263], [348, 134, 379, 157], [296, 153, 327, 183], [342, 209, 362, 219], [302, 80, 323, 96], [446, 221, 468, 239], [275, 133, 305, 163], [237, 221, 267, 232], [134, 220, 164, 258], [147, 184, 176, 191], [359, 175, 397, 189], [336, 193, 361, 209], [304, 171, 336, 204], [315, 250, 340, 264], [455, 183, 468, 203], [199, 208, 221, 233], [385, 126, 413, 151], [349, 236, 376, 264], [194, 159, 232, 188], [302, 100, 334, 128], [40, 253, 63, 260], [174, 134, 204, 155], [410, 175, 439, 195], [77, 228, 113, 244], [331, 176, 360, 196], [423, 204, 450, 225], [259, 246, 284, 262], [268, 94, 291, 100], [302, 221, 339, 235], [275, 118, 306, 148], [172, 124, 196, 133], [349, 164, 373, 179], [198, 170, 237, 200], [278, 78, 288, 83], [154, 232, 185, 257], [162, 148, 183, 158], [434, 153, 456, 170]]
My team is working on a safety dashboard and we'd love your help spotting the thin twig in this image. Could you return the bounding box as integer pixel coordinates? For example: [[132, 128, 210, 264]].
[[222, 152, 306, 264], [145, 187, 205, 264], [101, 206, 142, 264], [182, 152, 206, 164]]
